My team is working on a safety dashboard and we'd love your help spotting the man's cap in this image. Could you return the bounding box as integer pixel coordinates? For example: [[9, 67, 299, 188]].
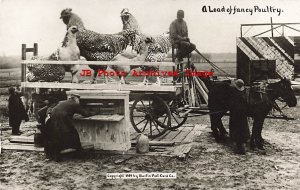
[[231, 79, 245, 91], [71, 94, 80, 98]]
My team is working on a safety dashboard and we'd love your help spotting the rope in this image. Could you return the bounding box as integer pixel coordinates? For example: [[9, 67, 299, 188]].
[[194, 49, 232, 78]]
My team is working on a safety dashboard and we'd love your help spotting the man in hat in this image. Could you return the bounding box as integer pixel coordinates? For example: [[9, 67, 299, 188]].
[[8, 87, 29, 135], [229, 79, 250, 154], [43, 94, 94, 161], [169, 10, 196, 62]]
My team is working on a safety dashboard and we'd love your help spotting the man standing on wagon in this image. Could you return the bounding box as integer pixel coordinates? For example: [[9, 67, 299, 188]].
[[169, 10, 196, 62]]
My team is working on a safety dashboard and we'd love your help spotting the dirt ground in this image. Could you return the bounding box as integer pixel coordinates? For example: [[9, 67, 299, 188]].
[[1, 94, 300, 190]]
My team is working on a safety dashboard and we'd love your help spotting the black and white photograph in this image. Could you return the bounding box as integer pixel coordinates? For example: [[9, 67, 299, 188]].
[[0, 0, 300, 189]]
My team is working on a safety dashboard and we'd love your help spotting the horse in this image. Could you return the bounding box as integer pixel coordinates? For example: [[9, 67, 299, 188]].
[[207, 78, 297, 150]]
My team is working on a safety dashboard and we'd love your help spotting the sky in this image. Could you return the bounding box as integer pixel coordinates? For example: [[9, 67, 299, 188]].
[[1, 0, 300, 56]]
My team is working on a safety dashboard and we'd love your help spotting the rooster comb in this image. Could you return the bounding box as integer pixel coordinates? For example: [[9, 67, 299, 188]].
[[60, 8, 72, 18], [121, 8, 130, 14]]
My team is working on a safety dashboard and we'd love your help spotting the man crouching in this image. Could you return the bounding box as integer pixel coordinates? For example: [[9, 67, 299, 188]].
[[43, 94, 95, 161]]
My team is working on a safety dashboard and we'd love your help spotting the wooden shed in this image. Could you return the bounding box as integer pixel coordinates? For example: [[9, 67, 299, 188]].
[[236, 36, 300, 85]]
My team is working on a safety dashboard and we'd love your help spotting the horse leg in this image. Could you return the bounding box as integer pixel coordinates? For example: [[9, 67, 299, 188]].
[[251, 117, 265, 150], [219, 120, 228, 141], [210, 113, 225, 143]]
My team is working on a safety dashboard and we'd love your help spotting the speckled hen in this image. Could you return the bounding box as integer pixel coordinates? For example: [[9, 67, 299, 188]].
[[120, 8, 171, 85]]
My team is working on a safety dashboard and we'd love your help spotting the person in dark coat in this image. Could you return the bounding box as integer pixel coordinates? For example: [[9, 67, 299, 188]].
[[228, 79, 250, 154], [169, 10, 196, 62], [8, 87, 29, 135], [43, 94, 94, 161]]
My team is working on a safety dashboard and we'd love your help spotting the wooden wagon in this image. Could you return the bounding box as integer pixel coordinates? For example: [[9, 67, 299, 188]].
[[20, 43, 211, 150]]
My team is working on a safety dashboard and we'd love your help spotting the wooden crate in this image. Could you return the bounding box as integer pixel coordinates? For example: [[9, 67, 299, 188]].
[[67, 90, 131, 151]]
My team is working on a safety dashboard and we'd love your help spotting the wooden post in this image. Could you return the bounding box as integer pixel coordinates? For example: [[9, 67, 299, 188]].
[[172, 46, 175, 84], [240, 25, 243, 37], [271, 17, 274, 37], [21, 44, 26, 83], [34, 43, 38, 56]]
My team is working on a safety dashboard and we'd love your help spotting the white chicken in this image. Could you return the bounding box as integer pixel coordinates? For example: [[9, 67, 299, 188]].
[[59, 25, 80, 83]]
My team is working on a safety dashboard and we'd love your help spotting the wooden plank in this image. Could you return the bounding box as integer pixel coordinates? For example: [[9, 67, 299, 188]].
[[21, 60, 176, 67], [194, 124, 208, 131], [172, 127, 193, 143], [9, 136, 34, 144], [21, 82, 177, 92], [176, 105, 189, 112], [182, 124, 207, 143], [152, 130, 172, 141], [194, 77, 208, 103], [161, 128, 183, 141], [197, 77, 209, 93], [100, 149, 175, 157], [2, 143, 44, 152], [181, 124, 195, 128], [74, 114, 124, 122], [182, 130, 197, 143], [67, 89, 130, 96], [173, 144, 192, 155], [172, 143, 193, 159], [131, 141, 175, 146], [179, 109, 192, 118], [190, 79, 196, 106], [2, 142, 93, 152]]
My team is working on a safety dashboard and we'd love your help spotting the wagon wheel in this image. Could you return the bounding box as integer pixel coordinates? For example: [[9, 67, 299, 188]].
[[168, 96, 188, 130], [130, 95, 171, 138]]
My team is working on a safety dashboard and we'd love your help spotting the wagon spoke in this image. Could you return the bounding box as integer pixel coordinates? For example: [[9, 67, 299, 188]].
[[135, 118, 146, 126], [159, 114, 169, 125], [148, 99, 151, 109], [154, 119, 167, 128], [140, 100, 147, 110], [171, 113, 180, 124], [141, 120, 149, 132], [162, 114, 167, 124], [149, 120, 153, 136], [153, 120, 161, 133]]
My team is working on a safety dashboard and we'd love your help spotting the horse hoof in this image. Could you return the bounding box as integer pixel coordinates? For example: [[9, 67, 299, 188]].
[[257, 145, 265, 150], [255, 138, 265, 150], [213, 134, 222, 143], [219, 133, 228, 143], [250, 144, 256, 151], [236, 143, 246, 155]]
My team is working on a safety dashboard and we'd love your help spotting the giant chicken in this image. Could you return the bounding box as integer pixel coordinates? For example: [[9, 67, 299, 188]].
[[60, 8, 137, 83]]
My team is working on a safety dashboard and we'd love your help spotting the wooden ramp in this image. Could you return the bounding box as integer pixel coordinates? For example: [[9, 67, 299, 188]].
[[130, 124, 205, 143], [128, 124, 207, 159]]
